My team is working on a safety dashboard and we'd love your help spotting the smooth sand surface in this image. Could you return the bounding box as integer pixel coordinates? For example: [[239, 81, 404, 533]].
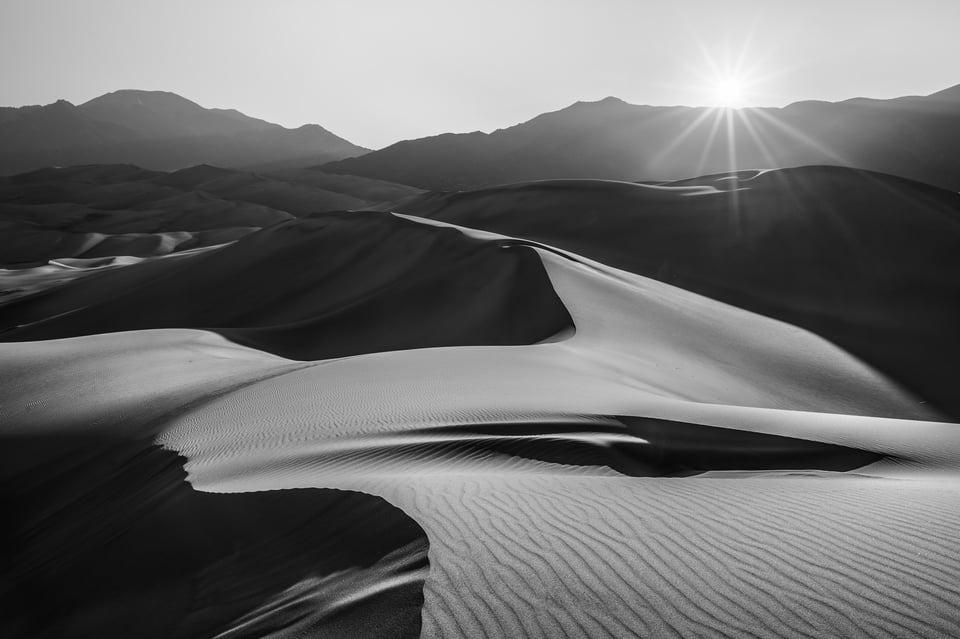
[[3, 167, 958, 637]]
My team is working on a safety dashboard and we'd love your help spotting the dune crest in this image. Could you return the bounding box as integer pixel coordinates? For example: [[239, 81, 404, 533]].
[[397, 167, 960, 418]]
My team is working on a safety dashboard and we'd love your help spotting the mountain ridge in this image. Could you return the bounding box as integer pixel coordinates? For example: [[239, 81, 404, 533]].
[[322, 84, 960, 191], [0, 90, 369, 175]]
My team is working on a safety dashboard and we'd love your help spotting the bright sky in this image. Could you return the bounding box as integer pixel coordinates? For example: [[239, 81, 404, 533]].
[[2, 0, 958, 149]]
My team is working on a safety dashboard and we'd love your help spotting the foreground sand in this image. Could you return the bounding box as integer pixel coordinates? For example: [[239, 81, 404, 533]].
[[3, 168, 959, 637]]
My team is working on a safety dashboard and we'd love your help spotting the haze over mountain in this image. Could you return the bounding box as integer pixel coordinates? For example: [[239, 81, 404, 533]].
[[324, 84, 960, 192], [0, 90, 368, 175]]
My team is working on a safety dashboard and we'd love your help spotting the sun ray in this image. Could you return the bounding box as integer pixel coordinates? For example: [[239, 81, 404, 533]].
[[734, 108, 782, 170], [723, 107, 744, 236], [749, 108, 850, 164], [694, 108, 727, 178], [649, 107, 719, 167]]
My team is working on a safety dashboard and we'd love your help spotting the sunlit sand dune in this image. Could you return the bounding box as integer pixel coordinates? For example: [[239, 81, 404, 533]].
[[397, 166, 960, 417], [3, 167, 958, 637]]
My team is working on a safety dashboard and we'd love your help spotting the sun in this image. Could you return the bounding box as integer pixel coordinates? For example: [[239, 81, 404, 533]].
[[713, 76, 746, 108]]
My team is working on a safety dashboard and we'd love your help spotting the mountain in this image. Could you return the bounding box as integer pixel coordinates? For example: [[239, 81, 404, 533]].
[[322, 85, 960, 191], [0, 90, 368, 175]]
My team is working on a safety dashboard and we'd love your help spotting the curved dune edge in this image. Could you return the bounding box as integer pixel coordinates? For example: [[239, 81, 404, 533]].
[[0, 243, 232, 304], [394, 169, 960, 418], [4, 217, 959, 637], [0, 435, 428, 639], [0, 212, 573, 360], [158, 219, 960, 638]]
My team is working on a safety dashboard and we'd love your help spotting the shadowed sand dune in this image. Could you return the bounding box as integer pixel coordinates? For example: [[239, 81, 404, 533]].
[[1, 436, 427, 639], [0, 212, 572, 358], [396, 166, 960, 418], [0, 245, 228, 304], [3, 166, 959, 638], [0, 163, 421, 266]]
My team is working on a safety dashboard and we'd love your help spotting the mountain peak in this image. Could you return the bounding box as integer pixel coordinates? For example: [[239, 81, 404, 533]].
[[573, 96, 629, 108], [35, 99, 80, 114], [81, 89, 201, 110], [0, 90, 368, 174]]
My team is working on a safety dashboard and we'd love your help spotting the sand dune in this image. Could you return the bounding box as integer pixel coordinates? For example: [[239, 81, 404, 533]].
[[3, 167, 958, 637], [0, 163, 421, 266], [381, 475, 960, 639], [0, 244, 229, 303], [0, 212, 571, 359], [151, 229, 960, 636], [397, 167, 960, 418], [1, 436, 427, 638]]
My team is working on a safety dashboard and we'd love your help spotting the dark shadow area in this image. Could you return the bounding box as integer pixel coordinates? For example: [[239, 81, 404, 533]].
[[0, 434, 427, 639], [415, 418, 882, 477], [613, 416, 882, 475], [0, 211, 573, 360], [0, 162, 425, 266]]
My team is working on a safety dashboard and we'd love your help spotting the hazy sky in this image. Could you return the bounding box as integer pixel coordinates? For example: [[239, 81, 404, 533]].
[[2, 0, 959, 148]]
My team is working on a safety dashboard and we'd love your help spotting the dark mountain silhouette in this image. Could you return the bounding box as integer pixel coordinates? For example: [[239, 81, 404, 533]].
[[322, 85, 960, 191], [0, 90, 368, 175]]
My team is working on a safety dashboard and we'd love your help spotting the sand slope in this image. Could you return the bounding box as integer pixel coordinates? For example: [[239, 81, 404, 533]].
[[157, 229, 960, 637], [2, 436, 427, 638], [3, 169, 958, 638], [397, 167, 960, 418], [0, 212, 571, 359], [0, 163, 421, 265]]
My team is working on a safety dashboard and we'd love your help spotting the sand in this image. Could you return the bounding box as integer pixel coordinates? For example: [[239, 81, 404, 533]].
[[0, 163, 421, 266], [0, 212, 571, 358], [3, 166, 958, 637], [397, 167, 960, 418]]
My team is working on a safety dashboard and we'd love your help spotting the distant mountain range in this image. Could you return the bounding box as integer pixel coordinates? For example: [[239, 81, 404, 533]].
[[0, 90, 368, 175], [322, 84, 960, 192], [5, 85, 960, 192]]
